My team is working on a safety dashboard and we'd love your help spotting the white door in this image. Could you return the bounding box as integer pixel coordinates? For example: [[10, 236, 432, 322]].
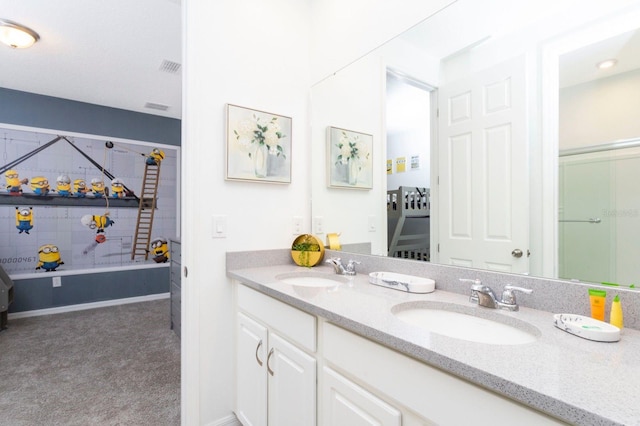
[[437, 55, 529, 273], [236, 313, 268, 426], [268, 332, 316, 426], [321, 367, 401, 426]]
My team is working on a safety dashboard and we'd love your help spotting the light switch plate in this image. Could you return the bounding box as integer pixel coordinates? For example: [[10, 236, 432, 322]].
[[52, 276, 62, 287], [313, 216, 324, 234], [212, 215, 227, 238], [293, 216, 303, 234], [368, 215, 376, 232]]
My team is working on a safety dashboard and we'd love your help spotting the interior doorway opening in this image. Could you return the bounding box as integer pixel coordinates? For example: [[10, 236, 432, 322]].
[[385, 70, 436, 261]]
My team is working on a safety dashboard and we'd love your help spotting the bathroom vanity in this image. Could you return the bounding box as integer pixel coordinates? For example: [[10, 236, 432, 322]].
[[228, 249, 640, 425]]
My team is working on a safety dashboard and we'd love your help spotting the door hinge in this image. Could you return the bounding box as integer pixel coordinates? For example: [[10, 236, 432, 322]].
[[437, 243, 440, 253]]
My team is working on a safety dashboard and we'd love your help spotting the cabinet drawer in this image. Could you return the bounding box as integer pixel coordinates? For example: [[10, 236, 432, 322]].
[[237, 284, 316, 352]]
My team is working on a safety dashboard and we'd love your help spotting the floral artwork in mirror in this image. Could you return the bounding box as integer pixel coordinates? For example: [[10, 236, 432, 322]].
[[226, 104, 292, 183], [327, 126, 373, 189]]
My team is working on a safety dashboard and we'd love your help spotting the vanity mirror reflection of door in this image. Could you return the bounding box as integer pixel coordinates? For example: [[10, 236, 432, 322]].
[[437, 55, 530, 274], [385, 71, 435, 263]]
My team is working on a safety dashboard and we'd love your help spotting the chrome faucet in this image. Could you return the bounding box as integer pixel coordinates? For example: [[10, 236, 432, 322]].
[[326, 257, 360, 276], [460, 279, 532, 311]]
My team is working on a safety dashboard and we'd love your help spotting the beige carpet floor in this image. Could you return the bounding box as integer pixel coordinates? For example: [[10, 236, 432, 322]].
[[0, 299, 180, 426]]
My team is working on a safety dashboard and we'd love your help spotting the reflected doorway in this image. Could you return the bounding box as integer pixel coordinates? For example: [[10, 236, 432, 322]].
[[385, 70, 435, 261]]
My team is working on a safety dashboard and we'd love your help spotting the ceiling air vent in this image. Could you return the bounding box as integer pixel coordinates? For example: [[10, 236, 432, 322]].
[[159, 59, 182, 74], [145, 102, 170, 111]]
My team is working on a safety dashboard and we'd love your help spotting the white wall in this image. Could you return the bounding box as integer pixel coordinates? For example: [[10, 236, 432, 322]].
[[311, 53, 386, 254], [182, 1, 311, 424], [310, 0, 455, 83], [386, 79, 431, 191], [183, 0, 477, 424]]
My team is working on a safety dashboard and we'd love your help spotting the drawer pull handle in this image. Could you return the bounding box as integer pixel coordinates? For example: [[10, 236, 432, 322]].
[[255, 340, 263, 366], [267, 348, 275, 376]]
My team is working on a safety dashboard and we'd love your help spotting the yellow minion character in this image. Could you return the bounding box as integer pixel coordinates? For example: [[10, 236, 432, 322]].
[[30, 176, 50, 195], [90, 178, 106, 198], [56, 175, 71, 197], [15, 207, 34, 234], [150, 237, 170, 263], [81, 213, 115, 233], [146, 148, 165, 165], [36, 244, 64, 272], [5, 169, 28, 193], [74, 179, 88, 197], [111, 178, 125, 198]]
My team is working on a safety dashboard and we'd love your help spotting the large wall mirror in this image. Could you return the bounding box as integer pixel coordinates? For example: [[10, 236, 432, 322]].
[[310, 0, 640, 289]]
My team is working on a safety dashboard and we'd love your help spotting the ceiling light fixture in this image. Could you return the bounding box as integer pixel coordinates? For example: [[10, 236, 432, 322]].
[[0, 19, 40, 49], [596, 59, 618, 70]]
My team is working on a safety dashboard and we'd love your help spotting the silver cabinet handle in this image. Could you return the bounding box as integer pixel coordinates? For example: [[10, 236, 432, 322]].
[[266, 348, 275, 376], [512, 249, 523, 258], [255, 340, 263, 366]]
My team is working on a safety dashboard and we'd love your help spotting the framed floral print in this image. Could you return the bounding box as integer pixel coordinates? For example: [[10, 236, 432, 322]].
[[226, 104, 292, 183], [327, 126, 373, 189]]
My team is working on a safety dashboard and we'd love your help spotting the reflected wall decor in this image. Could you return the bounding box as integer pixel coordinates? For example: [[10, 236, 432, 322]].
[[328, 126, 373, 189], [226, 104, 292, 184]]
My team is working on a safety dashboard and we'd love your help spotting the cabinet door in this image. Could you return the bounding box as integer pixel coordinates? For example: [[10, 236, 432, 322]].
[[268, 332, 316, 426], [237, 313, 268, 426], [322, 367, 401, 426]]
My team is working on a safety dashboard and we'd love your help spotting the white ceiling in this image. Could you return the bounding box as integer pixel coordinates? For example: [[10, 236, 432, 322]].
[[0, 0, 182, 119]]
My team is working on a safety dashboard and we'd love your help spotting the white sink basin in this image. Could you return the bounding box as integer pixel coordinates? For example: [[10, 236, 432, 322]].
[[275, 271, 348, 287], [392, 302, 540, 345]]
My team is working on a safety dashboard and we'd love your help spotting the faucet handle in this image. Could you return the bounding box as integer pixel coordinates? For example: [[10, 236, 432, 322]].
[[501, 285, 533, 306], [345, 259, 360, 275], [460, 278, 483, 303]]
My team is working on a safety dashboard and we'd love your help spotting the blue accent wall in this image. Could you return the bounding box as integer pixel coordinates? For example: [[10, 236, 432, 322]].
[[1, 87, 181, 312], [0, 87, 181, 146]]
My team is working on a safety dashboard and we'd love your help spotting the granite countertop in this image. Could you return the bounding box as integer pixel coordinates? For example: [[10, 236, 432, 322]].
[[228, 263, 640, 426]]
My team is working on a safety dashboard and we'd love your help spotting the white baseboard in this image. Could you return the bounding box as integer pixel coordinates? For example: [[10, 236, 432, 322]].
[[8, 292, 170, 319], [205, 414, 241, 426]]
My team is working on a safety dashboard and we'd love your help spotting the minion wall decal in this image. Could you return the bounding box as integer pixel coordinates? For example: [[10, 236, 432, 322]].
[[15, 207, 34, 234], [29, 176, 50, 195], [150, 237, 170, 263], [146, 148, 165, 165], [90, 178, 106, 198], [36, 244, 64, 272], [4, 169, 28, 194], [56, 175, 71, 197], [73, 179, 88, 197], [111, 178, 125, 198], [81, 213, 115, 233]]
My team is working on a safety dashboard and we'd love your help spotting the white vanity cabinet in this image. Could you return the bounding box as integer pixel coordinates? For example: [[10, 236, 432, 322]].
[[235, 285, 316, 426], [234, 280, 568, 426]]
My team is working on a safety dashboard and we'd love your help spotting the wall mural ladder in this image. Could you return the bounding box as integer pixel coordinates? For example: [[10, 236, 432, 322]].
[[131, 161, 161, 260]]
